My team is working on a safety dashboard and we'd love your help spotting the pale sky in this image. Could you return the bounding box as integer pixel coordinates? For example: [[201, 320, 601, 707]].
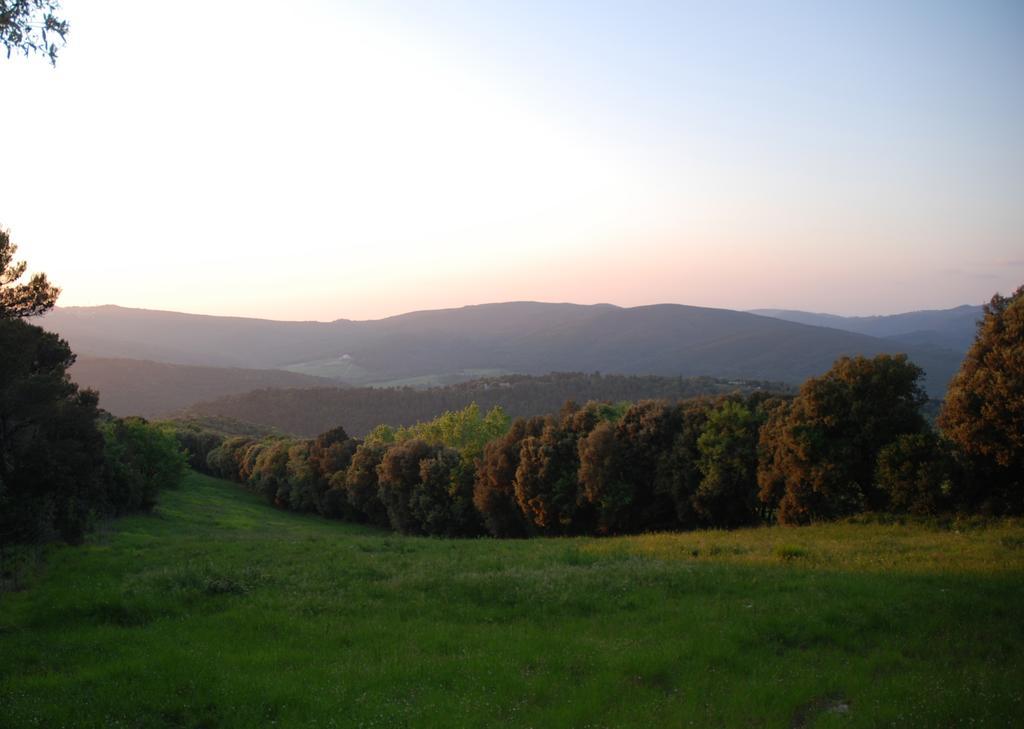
[[1, 0, 1022, 321]]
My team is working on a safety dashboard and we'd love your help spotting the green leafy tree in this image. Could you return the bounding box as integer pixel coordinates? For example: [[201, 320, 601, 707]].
[[654, 398, 716, 528], [693, 400, 761, 527], [0, 0, 67, 64], [939, 285, 1024, 512], [102, 418, 186, 514], [162, 422, 224, 472], [411, 447, 482, 537], [875, 431, 951, 515]]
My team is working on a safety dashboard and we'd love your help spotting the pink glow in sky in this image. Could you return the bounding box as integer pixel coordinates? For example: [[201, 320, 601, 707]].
[[1, 0, 1021, 321]]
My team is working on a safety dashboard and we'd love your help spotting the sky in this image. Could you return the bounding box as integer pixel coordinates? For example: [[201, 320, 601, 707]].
[[1, 0, 1022, 321]]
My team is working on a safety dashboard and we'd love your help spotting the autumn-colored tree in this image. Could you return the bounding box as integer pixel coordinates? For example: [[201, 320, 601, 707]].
[[577, 420, 624, 532], [473, 416, 546, 537], [938, 285, 1024, 512], [343, 441, 389, 526], [307, 426, 357, 517], [206, 436, 254, 481], [578, 400, 681, 533], [249, 439, 291, 504], [760, 355, 928, 524], [755, 398, 793, 520], [514, 420, 586, 534], [377, 439, 436, 534]]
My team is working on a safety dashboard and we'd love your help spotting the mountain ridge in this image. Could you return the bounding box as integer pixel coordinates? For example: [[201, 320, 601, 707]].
[[44, 301, 970, 402]]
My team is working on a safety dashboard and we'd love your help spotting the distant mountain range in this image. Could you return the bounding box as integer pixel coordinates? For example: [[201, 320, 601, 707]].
[[749, 305, 983, 352], [43, 301, 980, 417]]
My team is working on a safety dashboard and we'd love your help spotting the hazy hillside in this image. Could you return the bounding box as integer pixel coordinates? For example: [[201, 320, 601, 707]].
[[181, 373, 793, 437], [69, 356, 339, 418], [750, 305, 983, 352], [45, 302, 965, 397]]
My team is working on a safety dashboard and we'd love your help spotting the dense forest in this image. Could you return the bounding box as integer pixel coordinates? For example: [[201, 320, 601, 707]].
[[181, 373, 792, 437], [168, 285, 1022, 538]]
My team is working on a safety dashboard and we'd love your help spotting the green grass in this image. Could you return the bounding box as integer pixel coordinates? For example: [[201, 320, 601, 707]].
[[1, 472, 1022, 728]]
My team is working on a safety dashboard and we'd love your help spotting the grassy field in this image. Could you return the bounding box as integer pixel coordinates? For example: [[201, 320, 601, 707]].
[[1, 472, 1022, 728]]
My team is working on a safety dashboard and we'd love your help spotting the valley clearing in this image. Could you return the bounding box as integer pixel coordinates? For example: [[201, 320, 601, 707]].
[[1, 472, 1022, 728]]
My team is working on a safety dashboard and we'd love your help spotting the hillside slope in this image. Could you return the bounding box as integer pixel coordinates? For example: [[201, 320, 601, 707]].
[[45, 302, 964, 397], [69, 356, 340, 418], [1, 471, 1020, 728]]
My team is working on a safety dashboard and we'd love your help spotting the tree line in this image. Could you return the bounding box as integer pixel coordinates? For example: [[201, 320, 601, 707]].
[[3, 219, 1020, 546], [175, 285, 1022, 537]]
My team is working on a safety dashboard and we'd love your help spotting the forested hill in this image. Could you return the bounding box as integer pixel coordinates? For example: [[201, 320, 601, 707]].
[[44, 302, 964, 396], [180, 373, 792, 437], [69, 356, 337, 418]]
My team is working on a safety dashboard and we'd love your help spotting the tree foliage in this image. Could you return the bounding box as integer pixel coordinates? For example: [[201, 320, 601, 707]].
[[875, 432, 951, 515], [578, 400, 679, 533], [758, 355, 929, 524], [1, 321, 183, 547], [939, 285, 1024, 512], [0, 319, 104, 544], [473, 416, 545, 538], [694, 400, 762, 527], [1, 227, 60, 319], [102, 417, 186, 515], [0, 0, 67, 64], [187, 330, 1023, 538], [343, 441, 389, 526]]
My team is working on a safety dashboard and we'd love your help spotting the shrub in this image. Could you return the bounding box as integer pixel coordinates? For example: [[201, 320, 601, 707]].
[[102, 417, 187, 514]]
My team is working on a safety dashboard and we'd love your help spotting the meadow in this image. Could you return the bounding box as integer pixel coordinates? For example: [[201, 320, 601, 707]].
[[1, 471, 1022, 728]]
